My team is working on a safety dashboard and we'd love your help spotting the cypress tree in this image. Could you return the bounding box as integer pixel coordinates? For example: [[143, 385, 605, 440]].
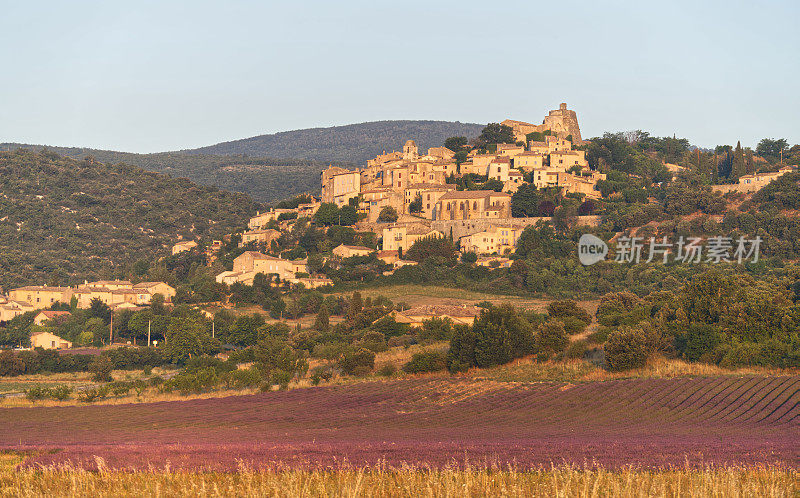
[[732, 141, 746, 180]]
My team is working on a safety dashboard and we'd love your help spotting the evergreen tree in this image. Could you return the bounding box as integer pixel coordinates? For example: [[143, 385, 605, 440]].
[[731, 141, 746, 180], [314, 306, 330, 333]]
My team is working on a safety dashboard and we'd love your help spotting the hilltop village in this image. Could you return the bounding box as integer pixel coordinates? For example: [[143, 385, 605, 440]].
[[2, 103, 796, 352], [214, 104, 608, 286]]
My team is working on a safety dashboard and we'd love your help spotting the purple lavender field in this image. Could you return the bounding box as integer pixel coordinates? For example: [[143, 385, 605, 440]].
[[2, 376, 798, 470]]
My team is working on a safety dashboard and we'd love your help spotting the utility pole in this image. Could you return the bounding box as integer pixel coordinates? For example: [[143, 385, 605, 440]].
[[109, 311, 113, 344], [212, 321, 215, 339], [147, 320, 151, 347]]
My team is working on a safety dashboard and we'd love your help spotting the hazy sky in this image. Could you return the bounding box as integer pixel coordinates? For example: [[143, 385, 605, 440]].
[[1, 1, 797, 152]]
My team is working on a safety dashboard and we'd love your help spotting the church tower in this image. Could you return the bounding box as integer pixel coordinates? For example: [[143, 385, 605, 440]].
[[403, 140, 419, 161]]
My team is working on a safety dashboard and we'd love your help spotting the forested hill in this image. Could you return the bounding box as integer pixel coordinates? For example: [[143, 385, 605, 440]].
[[0, 144, 330, 202], [0, 149, 260, 289], [182, 120, 484, 165]]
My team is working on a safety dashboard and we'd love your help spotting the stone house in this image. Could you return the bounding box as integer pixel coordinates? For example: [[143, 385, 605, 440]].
[[31, 331, 72, 350], [9, 286, 73, 310], [321, 166, 361, 207], [240, 228, 281, 248], [0, 300, 36, 322], [433, 190, 512, 221], [459, 225, 522, 255], [171, 240, 198, 255], [403, 183, 456, 219], [33, 310, 72, 326], [333, 244, 374, 258], [381, 224, 443, 252]]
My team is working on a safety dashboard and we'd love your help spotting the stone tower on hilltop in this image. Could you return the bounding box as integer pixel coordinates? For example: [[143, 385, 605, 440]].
[[542, 103, 582, 143], [502, 102, 583, 144]]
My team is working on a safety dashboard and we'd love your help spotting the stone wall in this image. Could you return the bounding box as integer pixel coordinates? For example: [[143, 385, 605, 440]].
[[431, 215, 600, 240]]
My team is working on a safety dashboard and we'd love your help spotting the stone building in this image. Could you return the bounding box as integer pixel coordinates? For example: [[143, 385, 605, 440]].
[[321, 166, 361, 207], [433, 190, 512, 221]]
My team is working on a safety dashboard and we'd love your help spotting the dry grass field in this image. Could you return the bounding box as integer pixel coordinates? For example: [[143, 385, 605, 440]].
[[0, 458, 796, 497]]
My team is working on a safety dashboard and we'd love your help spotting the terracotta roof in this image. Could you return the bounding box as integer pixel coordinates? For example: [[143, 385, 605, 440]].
[[37, 310, 71, 318], [12, 286, 69, 292], [337, 245, 373, 251]]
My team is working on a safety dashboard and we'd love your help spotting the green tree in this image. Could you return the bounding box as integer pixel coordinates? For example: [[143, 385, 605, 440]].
[[731, 141, 746, 180], [314, 203, 339, 226], [405, 235, 458, 264], [756, 138, 789, 160], [162, 317, 219, 364], [444, 136, 468, 152], [313, 305, 330, 333], [378, 206, 398, 222], [338, 205, 358, 226], [476, 123, 515, 147], [88, 298, 111, 324]]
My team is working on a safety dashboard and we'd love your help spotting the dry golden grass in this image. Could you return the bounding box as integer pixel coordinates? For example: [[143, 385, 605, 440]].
[[332, 284, 555, 310], [470, 356, 800, 384], [0, 456, 795, 498]]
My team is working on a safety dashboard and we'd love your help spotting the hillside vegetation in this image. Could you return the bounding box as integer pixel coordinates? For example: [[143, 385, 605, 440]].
[[183, 120, 484, 165], [0, 145, 329, 202], [0, 149, 259, 288], [2, 120, 483, 201]]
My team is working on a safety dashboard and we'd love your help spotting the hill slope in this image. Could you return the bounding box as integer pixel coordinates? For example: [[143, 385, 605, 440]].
[[0, 149, 260, 288], [183, 120, 484, 165], [0, 145, 329, 202], [1, 120, 484, 202]]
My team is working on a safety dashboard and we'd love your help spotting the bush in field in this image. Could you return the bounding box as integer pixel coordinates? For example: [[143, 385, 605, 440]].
[[270, 370, 292, 390], [309, 365, 334, 385], [564, 340, 588, 360], [596, 292, 644, 327], [377, 362, 397, 377], [102, 347, 166, 370], [358, 331, 388, 353], [677, 324, 722, 363], [535, 320, 570, 358], [166, 367, 220, 395], [371, 315, 409, 338], [338, 347, 375, 376], [25, 385, 72, 401], [224, 367, 263, 390], [418, 317, 454, 342], [560, 316, 589, 336], [88, 356, 114, 382], [78, 386, 110, 403], [402, 351, 447, 373], [547, 300, 592, 326], [447, 306, 535, 372], [604, 326, 656, 371]]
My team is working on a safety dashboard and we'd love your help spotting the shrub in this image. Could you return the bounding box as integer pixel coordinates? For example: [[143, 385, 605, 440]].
[[377, 362, 397, 377], [359, 331, 388, 353], [402, 351, 447, 374], [78, 386, 110, 403], [225, 368, 263, 390], [338, 347, 375, 376], [564, 340, 588, 360], [678, 324, 722, 363], [310, 365, 334, 385], [561, 316, 589, 336], [535, 320, 569, 358], [270, 369, 292, 390], [25, 385, 72, 401], [604, 326, 656, 371], [547, 300, 592, 326], [88, 356, 114, 382], [418, 317, 454, 342]]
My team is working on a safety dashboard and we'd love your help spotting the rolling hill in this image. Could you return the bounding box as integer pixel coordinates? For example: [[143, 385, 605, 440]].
[[1, 120, 484, 202], [0, 149, 260, 289], [183, 120, 484, 165]]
